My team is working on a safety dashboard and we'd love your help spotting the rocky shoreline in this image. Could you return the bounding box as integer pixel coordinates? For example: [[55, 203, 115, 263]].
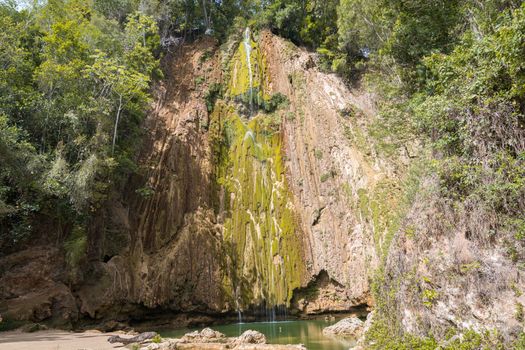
[[139, 328, 306, 350], [109, 328, 306, 350], [0, 328, 307, 350]]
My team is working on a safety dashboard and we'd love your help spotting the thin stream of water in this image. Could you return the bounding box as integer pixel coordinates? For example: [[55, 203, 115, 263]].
[[243, 27, 254, 114]]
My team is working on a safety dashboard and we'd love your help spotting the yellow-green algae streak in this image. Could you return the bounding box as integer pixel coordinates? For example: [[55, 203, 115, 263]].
[[210, 32, 304, 310], [228, 29, 270, 102]]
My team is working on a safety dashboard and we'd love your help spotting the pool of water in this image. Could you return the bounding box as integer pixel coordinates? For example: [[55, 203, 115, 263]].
[[159, 319, 356, 350]]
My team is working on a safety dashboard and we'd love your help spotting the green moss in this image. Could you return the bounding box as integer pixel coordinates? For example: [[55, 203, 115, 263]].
[[228, 35, 269, 101], [195, 76, 205, 87], [320, 169, 337, 183], [209, 58, 304, 309], [516, 302, 524, 322], [459, 261, 481, 274], [421, 289, 439, 308], [357, 188, 369, 218]]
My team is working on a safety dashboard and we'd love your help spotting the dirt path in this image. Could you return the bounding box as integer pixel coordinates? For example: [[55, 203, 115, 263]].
[[0, 330, 122, 350]]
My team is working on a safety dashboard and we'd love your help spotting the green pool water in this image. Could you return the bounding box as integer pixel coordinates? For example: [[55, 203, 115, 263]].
[[159, 319, 356, 350]]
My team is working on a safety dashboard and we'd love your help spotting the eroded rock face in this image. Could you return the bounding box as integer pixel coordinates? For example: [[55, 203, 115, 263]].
[[74, 37, 229, 317], [381, 190, 525, 340], [322, 317, 364, 338], [0, 246, 77, 327], [260, 32, 379, 309], [291, 270, 365, 315], [0, 31, 381, 326]]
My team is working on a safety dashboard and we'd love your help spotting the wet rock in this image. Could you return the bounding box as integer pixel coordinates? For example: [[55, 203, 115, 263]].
[[323, 316, 364, 338]]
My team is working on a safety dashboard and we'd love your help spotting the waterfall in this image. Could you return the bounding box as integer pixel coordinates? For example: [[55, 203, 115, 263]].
[[243, 27, 254, 115], [235, 285, 243, 324]]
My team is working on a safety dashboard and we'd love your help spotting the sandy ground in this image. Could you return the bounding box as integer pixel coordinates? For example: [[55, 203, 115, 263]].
[[0, 330, 125, 350]]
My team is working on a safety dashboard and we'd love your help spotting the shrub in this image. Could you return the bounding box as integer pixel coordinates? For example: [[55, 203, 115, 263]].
[[152, 334, 162, 343], [205, 83, 223, 113], [64, 226, 87, 268]]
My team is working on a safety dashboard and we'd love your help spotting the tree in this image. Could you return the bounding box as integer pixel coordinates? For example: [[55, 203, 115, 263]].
[[83, 12, 157, 154]]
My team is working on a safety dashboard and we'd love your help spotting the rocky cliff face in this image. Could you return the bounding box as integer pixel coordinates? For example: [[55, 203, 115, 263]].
[[376, 177, 525, 342], [0, 28, 521, 343], [0, 30, 389, 327]]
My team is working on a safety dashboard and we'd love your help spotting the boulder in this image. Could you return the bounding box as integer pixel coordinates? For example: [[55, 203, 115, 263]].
[[322, 316, 364, 338], [180, 327, 226, 343], [171, 328, 304, 349], [350, 311, 375, 349], [362, 311, 374, 335], [235, 330, 267, 344], [107, 331, 158, 345]]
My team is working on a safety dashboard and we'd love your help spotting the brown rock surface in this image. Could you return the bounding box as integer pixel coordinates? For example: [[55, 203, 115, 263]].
[[0, 31, 381, 326], [0, 246, 77, 326], [260, 31, 379, 310], [322, 316, 364, 338]]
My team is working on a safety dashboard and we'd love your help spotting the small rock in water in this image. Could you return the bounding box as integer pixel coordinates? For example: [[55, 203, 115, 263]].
[[322, 316, 364, 338], [324, 314, 335, 321]]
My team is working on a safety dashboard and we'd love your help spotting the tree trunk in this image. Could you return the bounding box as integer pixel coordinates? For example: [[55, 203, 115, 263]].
[[112, 95, 123, 155], [202, 0, 209, 29]]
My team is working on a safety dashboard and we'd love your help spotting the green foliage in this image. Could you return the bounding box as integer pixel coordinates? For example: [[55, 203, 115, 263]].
[[64, 226, 87, 268], [135, 186, 155, 198], [0, 318, 26, 332], [366, 320, 438, 350], [516, 302, 524, 322], [0, 1, 159, 254], [262, 93, 289, 113], [255, 0, 339, 67], [515, 333, 525, 349], [205, 83, 224, 113], [421, 289, 438, 308], [151, 334, 162, 343], [353, 2, 525, 347], [366, 321, 509, 350]]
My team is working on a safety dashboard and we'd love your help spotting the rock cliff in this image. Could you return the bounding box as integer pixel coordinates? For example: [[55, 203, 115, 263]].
[[0, 30, 386, 327], [1, 27, 522, 345]]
